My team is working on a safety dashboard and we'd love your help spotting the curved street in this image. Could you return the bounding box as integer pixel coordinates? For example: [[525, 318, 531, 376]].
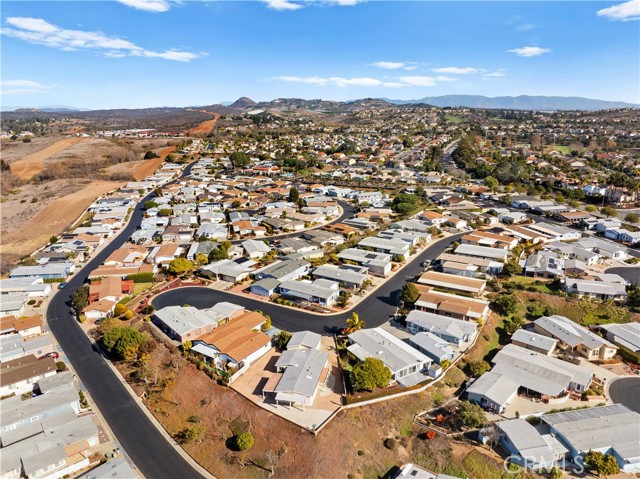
[[42, 161, 402, 478], [152, 232, 465, 334]]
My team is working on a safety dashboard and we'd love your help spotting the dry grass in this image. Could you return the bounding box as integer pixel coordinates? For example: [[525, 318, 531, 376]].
[[119, 330, 516, 479], [1, 180, 123, 272], [10, 137, 84, 180], [132, 146, 176, 180]]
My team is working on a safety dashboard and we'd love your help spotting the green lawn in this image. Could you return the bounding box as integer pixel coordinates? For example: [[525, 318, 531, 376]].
[[544, 145, 571, 154], [133, 282, 152, 296], [508, 276, 554, 294], [445, 114, 464, 124]]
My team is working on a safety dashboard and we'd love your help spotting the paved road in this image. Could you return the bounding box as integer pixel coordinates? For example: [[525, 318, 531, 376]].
[[152, 232, 465, 335], [47, 163, 208, 479], [606, 266, 640, 285], [608, 377, 640, 413]]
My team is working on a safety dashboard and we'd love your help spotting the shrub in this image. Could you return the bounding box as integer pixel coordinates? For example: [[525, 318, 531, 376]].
[[123, 310, 134, 320], [126, 272, 155, 283], [56, 361, 66, 371], [113, 304, 127, 316], [141, 305, 155, 315], [351, 357, 391, 391], [234, 432, 254, 451], [383, 438, 396, 450]]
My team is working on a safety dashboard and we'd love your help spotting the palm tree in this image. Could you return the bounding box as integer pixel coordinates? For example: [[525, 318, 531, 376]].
[[345, 312, 366, 332]]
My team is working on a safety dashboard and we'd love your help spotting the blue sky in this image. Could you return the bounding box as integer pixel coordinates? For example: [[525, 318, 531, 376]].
[[1, 0, 639, 109]]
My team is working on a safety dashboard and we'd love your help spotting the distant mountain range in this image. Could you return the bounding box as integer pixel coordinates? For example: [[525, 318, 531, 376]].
[[382, 95, 639, 111], [2, 105, 92, 112]]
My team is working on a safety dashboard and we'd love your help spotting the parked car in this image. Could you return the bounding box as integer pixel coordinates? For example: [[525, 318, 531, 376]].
[[44, 352, 59, 359], [58, 282, 67, 289]]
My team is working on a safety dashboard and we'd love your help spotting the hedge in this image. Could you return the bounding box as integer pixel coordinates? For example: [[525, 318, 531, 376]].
[[125, 272, 154, 283]]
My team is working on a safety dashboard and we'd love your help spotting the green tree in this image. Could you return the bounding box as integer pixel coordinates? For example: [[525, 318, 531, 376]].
[[208, 242, 230, 262], [288, 187, 299, 203], [624, 213, 639, 224], [158, 208, 173, 217], [346, 312, 366, 332], [143, 200, 158, 210], [229, 151, 251, 169], [194, 253, 209, 266], [352, 357, 392, 391], [70, 285, 89, 315], [584, 450, 620, 477], [144, 150, 160, 159], [483, 176, 499, 192], [102, 326, 146, 361], [274, 331, 292, 350], [49, 235, 59, 244], [503, 315, 524, 335], [457, 400, 487, 428], [585, 205, 598, 213], [466, 360, 490, 378], [113, 303, 128, 316], [500, 260, 523, 278], [400, 282, 420, 305], [492, 293, 518, 316], [234, 432, 254, 451], [627, 285, 640, 309], [168, 258, 194, 275], [600, 206, 617, 218]]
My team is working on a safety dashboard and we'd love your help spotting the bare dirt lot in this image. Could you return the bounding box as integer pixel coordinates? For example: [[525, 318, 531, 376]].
[[1, 180, 123, 269], [9, 137, 84, 180], [120, 325, 528, 479], [187, 111, 220, 135]]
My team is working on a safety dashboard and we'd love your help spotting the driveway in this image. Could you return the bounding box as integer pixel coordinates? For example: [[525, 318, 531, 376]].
[[608, 377, 640, 413]]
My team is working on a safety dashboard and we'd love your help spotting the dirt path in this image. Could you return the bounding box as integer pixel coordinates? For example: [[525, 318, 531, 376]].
[[131, 146, 176, 180], [1, 180, 123, 263], [10, 137, 84, 180], [187, 111, 220, 135]]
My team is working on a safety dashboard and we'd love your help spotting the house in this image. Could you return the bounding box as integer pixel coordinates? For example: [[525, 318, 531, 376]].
[[421, 210, 447, 227], [88, 276, 134, 303], [278, 238, 317, 255], [241, 239, 272, 260], [337, 248, 392, 276], [533, 315, 618, 360], [250, 278, 281, 298], [196, 223, 228, 240], [287, 330, 322, 350], [417, 271, 486, 296], [393, 463, 461, 479], [199, 258, 255, 283], [524, 251, 565, 278], [498, 211, 529, 224], [79, 458, 140, 479], [438, 253, 503, 277], [574, 237, 628, 260], [511, 329, 557, 355], [347, 327, 432, 387], [0, 354, 57, 397], [414, 289, 490, 322], [278, 279, 340, 307], [263, 348, 329, 408], [1, 334, 54, 362], [0, 315, 43, 338], [162, 225, 194, 243], [83, 299, 118, 320], [405, 310, 478, 346], [453, 244, 508, 262], [491, 343, 593, 395], [103, 245, 148, 266], [461, 231, 518, 250], [302, 229, 344, 247], [554, 211, 592, 224], [0, 278, 52, 299], [186, 241, 219, 261], [466, 371, 519, 414], [255, 259, 310, 282], [153, 303, 244, 343], [147, 243, 182, 265], [312, 264, 369, 289], [192, 311, 271, 374], [563, 278, 626, 301], [409, 332, 454, 364], [593, 323, 640, 356], [499, 405, 640, 473], [497, 418, 569, 470], [0, 292, 28, 317], [9, 263, 75, 280], [520, 222, 581, 242]]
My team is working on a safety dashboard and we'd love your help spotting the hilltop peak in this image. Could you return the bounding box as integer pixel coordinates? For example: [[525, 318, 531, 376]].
[[230, 97, 257, 109]]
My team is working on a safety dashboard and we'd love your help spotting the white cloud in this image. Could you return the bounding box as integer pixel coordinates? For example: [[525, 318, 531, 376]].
[[373, 61, 406, 70], [382, 82, 405, 88], [516, 23, 536, 31], [1, 79, 55, 95], [432, 66, 478, 74], [398, 76, 438, 87], [508, 46, 551, 57], [597, 0, 640, 21], [484, 69, 507, 77], [325, 0, 364, 5], [261, 0, 303, 10], [116, 0, 171, 12], [1, 17, 199, 62], [434, 76, 457, 82]]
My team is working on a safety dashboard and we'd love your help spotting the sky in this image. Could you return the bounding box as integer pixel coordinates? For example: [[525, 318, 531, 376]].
[[1, 0, 639, 109]]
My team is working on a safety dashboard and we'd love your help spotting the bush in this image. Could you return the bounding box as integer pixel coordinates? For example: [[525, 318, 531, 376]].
[[123, 310, 134, 320], [261, 317, 271, 331], [274, 331, 292, 350], [114, 304, 127, 316], [141, 305, 155, 315], [126, 272, 155, 283], [383, 438, 396, 450], [234, 432, 254, 451], [56, 361, 66, 371], [351, 357, 391, 391], [457, 400, 487, 428]]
